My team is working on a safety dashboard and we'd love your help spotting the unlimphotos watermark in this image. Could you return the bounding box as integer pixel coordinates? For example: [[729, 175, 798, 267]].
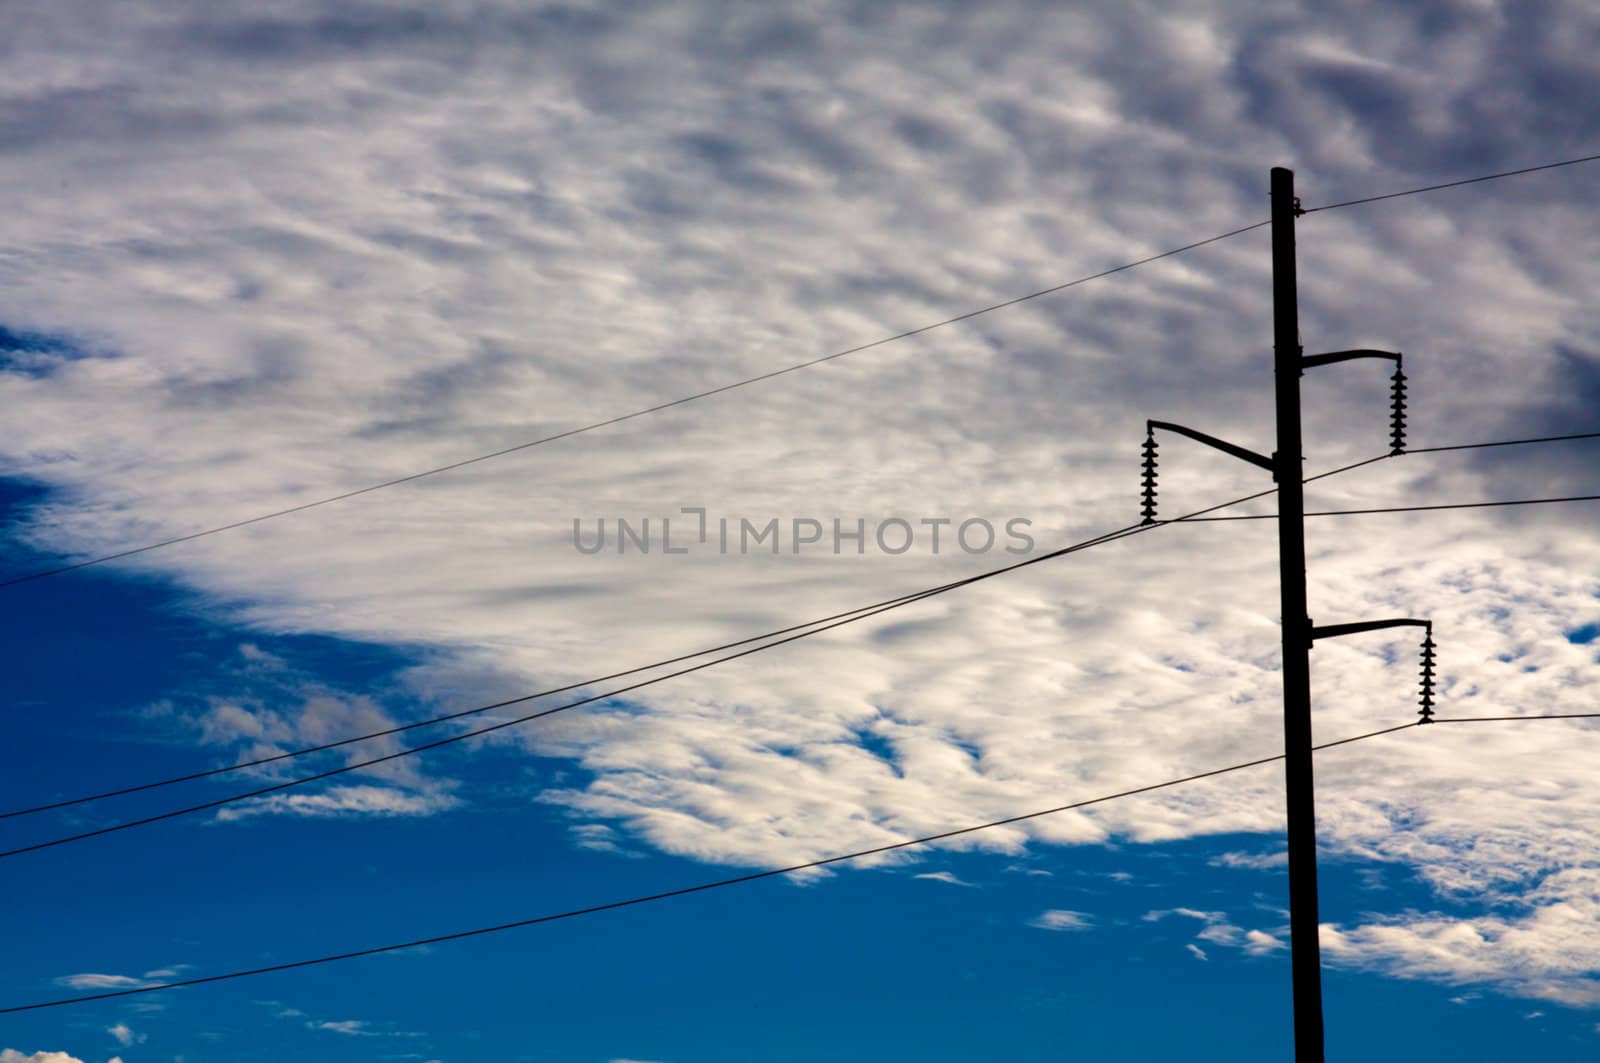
[[572, 508, 1034, 556]]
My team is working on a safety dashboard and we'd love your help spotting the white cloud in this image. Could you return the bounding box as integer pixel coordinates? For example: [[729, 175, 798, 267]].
[[306, 1017, 423, 1039], [1210, 849, 1288, 870], [54, 974, 156, 991], [1030, 909, 1093, 932], [213, 784, 460, 822], [55, 965, 188, 994], [138, 966, 188, 979], [3, 0, 1600, 1012], [103, 1025, 141, 1048], [1197, 922, 1245, 947], [1321, 869, 1600, 1004], [1187, 943, 1209, 961], [570, 822, 639, 857], [0, 1052, 87, 1063], [913, 871, 974, 887], [1243, 929, 1287, 956], [1146, 908, 1225, 924], [1148, 906, 1286, 958]]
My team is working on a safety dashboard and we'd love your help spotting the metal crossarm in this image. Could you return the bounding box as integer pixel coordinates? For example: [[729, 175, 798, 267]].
[[1310, 618, 1437, 723], [1146, 420, 1275, 472], [1300, 348, 1401, 371]]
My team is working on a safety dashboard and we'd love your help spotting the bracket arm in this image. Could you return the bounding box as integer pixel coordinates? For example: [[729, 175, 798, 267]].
[[1301, 348, 1402, 372], [1309, 617, 1431, 644], [1147, 420, 1274, 473]]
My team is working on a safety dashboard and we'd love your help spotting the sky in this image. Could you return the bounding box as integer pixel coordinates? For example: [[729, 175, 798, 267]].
[[2, 0, 1600, 1060]]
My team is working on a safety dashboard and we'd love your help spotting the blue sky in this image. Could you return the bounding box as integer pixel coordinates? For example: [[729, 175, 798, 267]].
[[2, 556, 1595, 1062], [4, 2, 1600, 1061]]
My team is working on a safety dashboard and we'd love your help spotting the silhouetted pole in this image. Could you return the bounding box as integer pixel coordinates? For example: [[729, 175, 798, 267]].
[[1144, 169, 1426, 1060], [1271, 165, 1324, 1061]]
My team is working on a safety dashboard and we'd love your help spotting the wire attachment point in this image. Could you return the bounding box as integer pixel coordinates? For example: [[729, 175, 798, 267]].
[[1141, 425, 1159, 525], [1390, 367, 1408, 455], [1418, 629, 1436, 723]]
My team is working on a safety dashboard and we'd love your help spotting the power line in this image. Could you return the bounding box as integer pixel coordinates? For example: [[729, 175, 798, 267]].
[[1303, 151, 1600, 213], [0, 524, 1156, 859], [1, 453, 1390, 841], [1165, 431, 1600, 524], [1431, 713, 1600, 724], [1280, 426, 1598, 484], [9, 146, 1600, 592], [0, 582, 1053, 857], [1405, 429, 1600, 455], [11, 431, 1591, 822], [0, 583, 964, 821], [1176, 493, 1600, 522], [1304, 453, 1390, 484], [0, 720, 1419, 1015], [0, 221, 1268, 592]]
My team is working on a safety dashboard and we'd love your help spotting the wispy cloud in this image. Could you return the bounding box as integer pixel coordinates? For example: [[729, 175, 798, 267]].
[[1322, 869, 1600, 1004], [54, 967, 176, 991], [213, 784, 460, 822], [311, 1020, 381, 1037], [913, 870, 975, 887], [4, 0, 1600, 1014], [54, 974, 151, 991], [1147, 907, 1285, 957], [1030, 909, 1094, 932], [1209, 850, 1288, 870], [307, 1018, 423, 1039]]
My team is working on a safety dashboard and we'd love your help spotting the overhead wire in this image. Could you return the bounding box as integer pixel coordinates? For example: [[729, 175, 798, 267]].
[[1175, 493, 1600, 522], [1169, 430, 1600, 522], [5, 148, 1600, 1009], [13, 710, 1599, 1014], [1302, 151, 1600, 213], [11, 429, 1596, 825], [0, 719, 1420, 1015], [1, 451, 1398, 850], [0, 581, 988, 821], [1403, 430, 1600, 455], [11, 711, 1600, 1012], [0, 523, 1159, 858], [1431, 713, 1600, 724], [0, 221, 1269, 591], [9, 428, 1597, 828], [10, 146, 1600, 591]]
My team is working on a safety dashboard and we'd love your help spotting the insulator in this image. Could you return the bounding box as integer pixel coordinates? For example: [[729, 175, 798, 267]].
[[1418, 633, 1436, 723], [1389, 370, 1408, 455], [1140, 428, 1159, 525]]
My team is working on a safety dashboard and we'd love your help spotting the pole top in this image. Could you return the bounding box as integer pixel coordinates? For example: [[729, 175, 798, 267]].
[[1271, 168, 1303, 215]]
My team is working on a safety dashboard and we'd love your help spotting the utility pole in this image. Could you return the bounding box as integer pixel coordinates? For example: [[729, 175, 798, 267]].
[[1271, 165, 1324, 1063], [1138, 166, 1436, 1062]]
